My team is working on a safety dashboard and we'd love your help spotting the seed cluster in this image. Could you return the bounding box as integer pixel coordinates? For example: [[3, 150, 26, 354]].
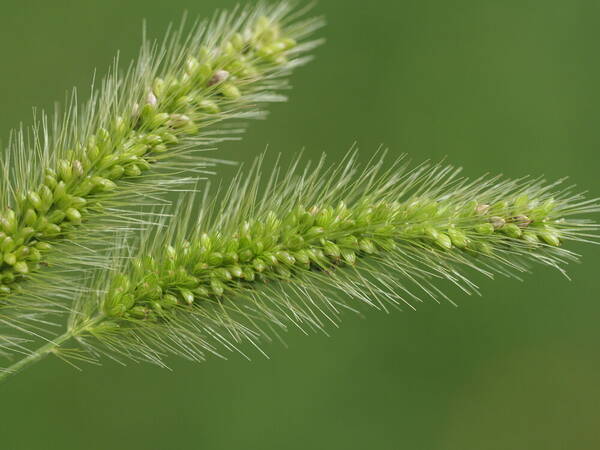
[[0, 16, 299, 297], [102, 193, 563, 321]]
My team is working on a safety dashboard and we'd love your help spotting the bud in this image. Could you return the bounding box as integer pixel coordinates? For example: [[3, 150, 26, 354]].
[[316, 208, 334, 227], [27, 191, 43, 210], [72, 160, 85, 178], [490, 216, 506, 229], [53, 180, 68, 201], [475, 241, 493, 256], [252, 258, 267, 273], [57, 159, 73, 182], [128, 143, 149, 157], [99, 154, 119, 170], [109, 164, 125, 179], [208, 69, 230, 86], [75, 177, 95, 196], [321, 241, 340, 258], [475, 204, 490, 215], [502, 223, 522, 239], [276, 251, 296, 266], [35, 242, 52, 251], [257, 45, 275, 59], [93, 321, 121, 333], [0, 285, 11, 295], [294, 250, 311, 266], [231, 33, 245, 50], [424, 226, 440, 240], [28, 247, 42, 262], [151, 301, 164, 315], [179, 289, 194, 305], [338, 235, 360, 250], [164, 294, 181, 308], [215, 268, 233, 281], [475, 223, 494, 235], [539, 229, 561, 247], [16, 227, 35, 241], [175, 95, 194, 110], [3, 252, 16, 266], [166, 245, 177, 260], [531, 199, 557, 221], [341, 249, 357, 265], [147, 111, 170, 129], [193, 286, 210, 298], [124, 164, 142, 177], [128, 306, 148, 319], [24, 209, 38, 226], [14, 261, 29, 274], [513, 194, 530, 210], [15, 246, 30, 259], [510, 215, 532, 228], [219, 83, 242, 99], [66, 208, 82, 224], [153, 78, 165, 97], [97, 127, 111, 144], [44, 174, 58, 190], [185, 57, 200, 75], [157, 133, 177, 147], [210, 278, 225, 297], [435, 233, 453, 250], [243, 267, 256, 281], [71, 197, 87, 209], [147, 91, 158, 107], [34, 214, 47, 231], [447, 228, 468, 248], [522, 231, 540, 245], [490, 201, 508, 215], [306, 226, 325, 238], [198, 100, 221, 114], [48, 210, 66, 224], [281, 38, 297, 50], [112, 116, 127, 137], [169, 114, 193, 129], [238, 248, 253, 262], [207, 252, 223, 266], [43, 223, 61, 237], [1, 236, 15, 252], [0, 210, 17, 234], [91, 176, 117, 192], [359, 239, 377, 254]]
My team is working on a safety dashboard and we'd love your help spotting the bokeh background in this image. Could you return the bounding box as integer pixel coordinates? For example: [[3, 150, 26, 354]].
[[1, 0, 600, 449]]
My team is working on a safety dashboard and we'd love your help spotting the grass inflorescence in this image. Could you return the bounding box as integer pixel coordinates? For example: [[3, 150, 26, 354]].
[[0, 2, 597, 383], [49, 153, 596, 367], [0, 3, 322, 306]]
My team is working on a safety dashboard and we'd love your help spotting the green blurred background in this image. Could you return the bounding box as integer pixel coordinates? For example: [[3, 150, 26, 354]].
[[1, 0, 599, 448]]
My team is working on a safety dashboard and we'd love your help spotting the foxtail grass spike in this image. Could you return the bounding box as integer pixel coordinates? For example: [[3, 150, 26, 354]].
[[2, 152, 596, 379], [0, 3, 323, 314]]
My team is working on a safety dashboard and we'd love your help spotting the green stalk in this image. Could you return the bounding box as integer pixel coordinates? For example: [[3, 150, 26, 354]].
[[0, 315, 107, 382], [0, 329, 75, 382]]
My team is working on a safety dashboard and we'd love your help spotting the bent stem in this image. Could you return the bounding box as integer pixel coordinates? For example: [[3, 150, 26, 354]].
[[0, 317, 100, 383]]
